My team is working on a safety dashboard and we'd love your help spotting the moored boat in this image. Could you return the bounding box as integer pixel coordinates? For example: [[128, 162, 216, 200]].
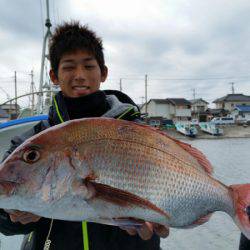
[[175, 123, 197, 137], [0, 115, 48, 159], [199, 122, 223, 136]]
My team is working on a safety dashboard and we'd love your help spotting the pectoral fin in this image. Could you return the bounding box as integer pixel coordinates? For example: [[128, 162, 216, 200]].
[[87, 181, 170, 219], [183, 213, 213, 229], [112, 217, 145, 227]]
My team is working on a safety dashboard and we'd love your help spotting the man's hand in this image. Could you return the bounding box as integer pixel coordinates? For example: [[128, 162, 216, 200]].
[[5, 210, 41, 224], [121, 222, 169, 240]]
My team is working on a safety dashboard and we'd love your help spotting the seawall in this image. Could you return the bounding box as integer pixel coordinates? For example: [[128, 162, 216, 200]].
[[163, 125, 250, 139]]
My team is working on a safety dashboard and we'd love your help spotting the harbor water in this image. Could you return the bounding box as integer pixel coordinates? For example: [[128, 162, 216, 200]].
[[161, 138, 250, 250], [0, 138, 250, 249]]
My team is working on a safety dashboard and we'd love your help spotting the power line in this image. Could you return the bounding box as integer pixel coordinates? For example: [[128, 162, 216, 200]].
[[149, 76, 250, 81], [108, 75, 250, 82]]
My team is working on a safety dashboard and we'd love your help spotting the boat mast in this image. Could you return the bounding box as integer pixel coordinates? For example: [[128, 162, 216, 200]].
[[37, 0, 52, 114]]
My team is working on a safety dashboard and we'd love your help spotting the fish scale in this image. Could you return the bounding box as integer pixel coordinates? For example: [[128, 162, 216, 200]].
[[66, 122, 233, 226]]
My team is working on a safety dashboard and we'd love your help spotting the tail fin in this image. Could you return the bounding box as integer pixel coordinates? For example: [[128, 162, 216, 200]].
[[230, 184, 250, 239]]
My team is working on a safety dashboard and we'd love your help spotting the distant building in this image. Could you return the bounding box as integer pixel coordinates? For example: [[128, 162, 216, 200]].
[[166, 98, 191, 121], [231, 105, 250, 123], [0, 103, 20, 119], [213, 94, 250, 112], [141, 98, 191, 124], [0, 106, 9, 123], [189, 98, 209, 122], [141, 99, 173, 119], [206, 108, 229, 120]]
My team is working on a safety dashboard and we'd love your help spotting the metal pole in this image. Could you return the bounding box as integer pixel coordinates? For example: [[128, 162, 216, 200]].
[[145, 74, 148, 117], [31, 70, 35, 115], [192, 88, 196, 100], [119, 78, 122, 92], [230, 82, 235, 94], [14, 71, 17, 117], [46, 0, 50, 19], [140, 96, 144, 105], [38, 0, 52, 114]]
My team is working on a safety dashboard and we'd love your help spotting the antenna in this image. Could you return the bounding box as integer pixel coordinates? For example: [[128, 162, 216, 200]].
[[119, 78, 122, 92], [145, 74, 148, 116], [37, 0, 52, 113], [229, 82, 235, 94], [140, 96, 145, 105]]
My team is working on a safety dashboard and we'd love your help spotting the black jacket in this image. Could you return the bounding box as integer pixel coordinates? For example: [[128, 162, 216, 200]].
[[239, 233, 250, 250], [0, 90, 161, 250]]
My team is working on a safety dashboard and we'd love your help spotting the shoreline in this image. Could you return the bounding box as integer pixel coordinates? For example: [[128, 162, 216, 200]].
[[162, 125, 250, 140]]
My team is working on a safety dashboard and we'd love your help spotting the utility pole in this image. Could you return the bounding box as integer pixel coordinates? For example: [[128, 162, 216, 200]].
[[38, 0, 52, 114], [14, 71, 17, 117], [145, 74, 148, 118], [192, 88, 196, 100], [229, 82, 235, 94], [119, 78, 122, 92], [30, 70, 35, 115]]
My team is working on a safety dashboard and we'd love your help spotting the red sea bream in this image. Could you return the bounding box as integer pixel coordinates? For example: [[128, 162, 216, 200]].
[[0, 118, 250, 239]]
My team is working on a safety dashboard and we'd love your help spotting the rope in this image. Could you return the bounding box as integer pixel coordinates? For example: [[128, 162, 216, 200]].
[[43, 219, 54, 250]]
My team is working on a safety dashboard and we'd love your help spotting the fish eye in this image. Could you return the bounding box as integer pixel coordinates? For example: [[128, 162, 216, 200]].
[[246, 206, 250, 217], [23, 149, 40, 163]]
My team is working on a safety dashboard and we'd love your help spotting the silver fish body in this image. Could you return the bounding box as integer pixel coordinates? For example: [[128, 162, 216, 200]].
[[0, 118, 235, 228]]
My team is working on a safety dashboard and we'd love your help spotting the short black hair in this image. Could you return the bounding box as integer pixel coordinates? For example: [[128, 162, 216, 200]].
[[49, 21, 105, 77]]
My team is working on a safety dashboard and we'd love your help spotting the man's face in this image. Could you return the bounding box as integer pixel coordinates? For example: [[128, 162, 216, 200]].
[[50, 50, 108, 98]]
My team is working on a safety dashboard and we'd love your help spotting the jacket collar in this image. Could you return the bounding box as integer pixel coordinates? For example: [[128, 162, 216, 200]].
[[48, 90, 140, 126]]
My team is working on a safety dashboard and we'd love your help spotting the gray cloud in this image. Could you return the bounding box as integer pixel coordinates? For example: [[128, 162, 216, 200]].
[[0, 0, 43, 41], [0, 0, 250, 106]]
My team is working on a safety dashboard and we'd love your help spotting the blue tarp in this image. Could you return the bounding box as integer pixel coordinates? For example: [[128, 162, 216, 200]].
[[0, 115, 48, 129], [235, 105, 250, 112]]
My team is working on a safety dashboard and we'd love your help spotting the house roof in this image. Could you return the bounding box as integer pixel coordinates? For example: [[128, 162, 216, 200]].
[[0, 103, 20, 109], [140, 99, 170, 110], [206, 108, 228, 115], [144, 98, 191, 107], [0, 107, 9, 118], [150, 99, 171, 104], [166, 98, 191, 106], [189, 98, 209, 104], [235, 105, 250, 112], [213, 94, 250, 103]]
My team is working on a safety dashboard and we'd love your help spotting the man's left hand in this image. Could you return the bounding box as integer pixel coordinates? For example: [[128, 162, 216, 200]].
[[121, 222, 169, 240]]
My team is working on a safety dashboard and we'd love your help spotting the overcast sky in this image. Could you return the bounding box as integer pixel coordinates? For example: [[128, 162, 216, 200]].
[[0, 0, 250, 108]]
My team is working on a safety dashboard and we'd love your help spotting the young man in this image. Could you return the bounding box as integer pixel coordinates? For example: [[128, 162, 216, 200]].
[[0, 22, 168, 250]]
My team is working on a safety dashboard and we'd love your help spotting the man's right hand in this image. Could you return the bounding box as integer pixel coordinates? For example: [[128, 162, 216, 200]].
[[5, 210, 41, 224]]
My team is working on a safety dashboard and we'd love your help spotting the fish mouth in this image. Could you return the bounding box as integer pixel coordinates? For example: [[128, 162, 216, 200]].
[[0, 179, 20, 184], [0, 179, 19, 196]]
